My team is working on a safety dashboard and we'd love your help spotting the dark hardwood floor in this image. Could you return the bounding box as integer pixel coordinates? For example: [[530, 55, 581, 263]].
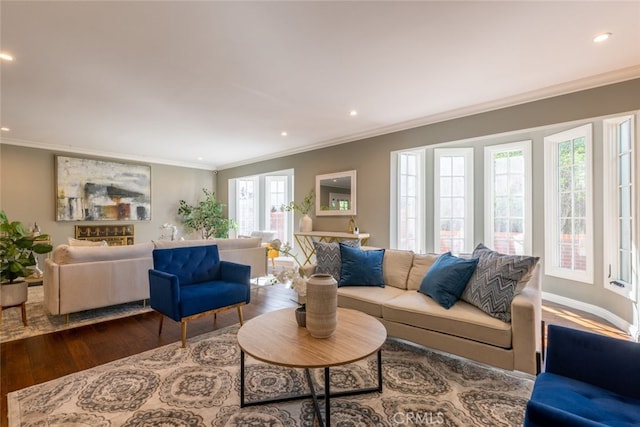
[[0, 284, 632, 427]]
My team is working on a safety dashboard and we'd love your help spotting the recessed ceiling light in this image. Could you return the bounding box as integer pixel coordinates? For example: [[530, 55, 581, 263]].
[[281, 131, 288, 137], [197, 156, 204, 161], [0, 52, 14, 61], [593, 32, 612, 43], [349, 110, 358, 117], [0, 127, 10, 132]]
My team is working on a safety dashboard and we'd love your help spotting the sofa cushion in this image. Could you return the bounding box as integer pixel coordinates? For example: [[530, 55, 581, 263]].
[[314, 240, 361, 282], [53, 242, 154, 265], [154, 238, 262, 250], [337, 285, 406, 318], [68, 237, 107, 247], [382, 292, 512, 348], [461, 243, 539, 322], [406, 253, 440, 290], [383, 249, 414, 290], [339, 244, 385, 287], [528, 372, 640, 426], [418, 252, 478, 309]]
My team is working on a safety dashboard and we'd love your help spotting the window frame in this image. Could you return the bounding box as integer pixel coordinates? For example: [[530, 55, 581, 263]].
[[603, 114, 637, 300], [484, 140, 532, 255], [543, 123, 593, 283], [433, 147, 474, 254]]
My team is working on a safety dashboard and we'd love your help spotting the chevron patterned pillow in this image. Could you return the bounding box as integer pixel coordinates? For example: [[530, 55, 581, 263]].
[[460, 243, 539, 322], [314, 240, 360, 282]]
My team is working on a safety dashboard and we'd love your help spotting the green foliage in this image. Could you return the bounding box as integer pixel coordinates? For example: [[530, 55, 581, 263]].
[[283, 190, 314, 215], [0, 211, 53, 284], [177, 189, 238, 239]]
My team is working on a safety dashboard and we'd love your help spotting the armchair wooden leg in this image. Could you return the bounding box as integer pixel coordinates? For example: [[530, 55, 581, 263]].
[[181, 320, 187, 348], [158, 315, 164, 335], [237, 306, 244, 325]]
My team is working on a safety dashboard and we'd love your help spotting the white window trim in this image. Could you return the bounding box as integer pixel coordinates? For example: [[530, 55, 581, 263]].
[[390, 150, 425, 252], [484, 140, 532, 255], [434, 147, 474, 254], [543, 123, 593, 283], [603, 114, 637, 300]]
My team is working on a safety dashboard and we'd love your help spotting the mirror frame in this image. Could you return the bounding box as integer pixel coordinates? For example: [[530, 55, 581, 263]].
[[315, 170, 357, 216]]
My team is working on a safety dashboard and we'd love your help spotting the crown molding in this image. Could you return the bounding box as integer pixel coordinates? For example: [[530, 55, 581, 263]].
[[219, 66, 640, 170], [0, 137, 215, 171]]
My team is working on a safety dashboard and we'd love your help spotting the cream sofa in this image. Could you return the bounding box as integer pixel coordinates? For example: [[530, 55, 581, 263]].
[[44, 237, 266, 317], [307, 248, 541, 375]]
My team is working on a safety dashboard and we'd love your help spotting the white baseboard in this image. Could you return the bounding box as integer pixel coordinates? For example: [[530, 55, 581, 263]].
[[542, 291, 639, 341]]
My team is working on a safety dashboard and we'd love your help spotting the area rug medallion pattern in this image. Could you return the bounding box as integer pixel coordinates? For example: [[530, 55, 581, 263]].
[[1, 286, 151, 343], [8, 324, 533, 426]]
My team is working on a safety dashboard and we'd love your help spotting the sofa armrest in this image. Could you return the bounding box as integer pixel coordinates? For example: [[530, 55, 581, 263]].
[[218, 246, 267, 279], [220, 261, 252, 303], [511, 263, 542, 375], [43, 258, 61, 315], [524, 400, 603, 427], [148, 269, 181, 321], [301, 263, 316, 278], [545, 325, 640, 399]]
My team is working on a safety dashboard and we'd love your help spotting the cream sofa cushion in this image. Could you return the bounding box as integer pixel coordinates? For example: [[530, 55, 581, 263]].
[[406, 253, 440, 290], [382, 292, 512, 348], [68, 237, 107, 247], [337, 286, 406, 318], [53, 242, 154, 265], [383, 249, 414, 290]]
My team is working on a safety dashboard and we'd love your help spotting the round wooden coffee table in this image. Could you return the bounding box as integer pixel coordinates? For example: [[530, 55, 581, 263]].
[[237, 307, 387, 426]]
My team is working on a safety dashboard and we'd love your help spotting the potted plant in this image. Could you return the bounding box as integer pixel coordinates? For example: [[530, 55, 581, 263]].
[[0, 210, 53, 307], [283, 190, 314, 232], [178, 188, 238, 239]]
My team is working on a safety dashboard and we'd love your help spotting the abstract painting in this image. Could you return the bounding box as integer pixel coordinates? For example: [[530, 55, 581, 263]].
[[55, 156, 151, 221]]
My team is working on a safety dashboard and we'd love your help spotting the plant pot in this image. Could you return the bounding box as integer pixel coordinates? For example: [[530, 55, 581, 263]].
[[299, 214, 313, 232], [1, 281, 28, 307], [295, 306, 306, 327]]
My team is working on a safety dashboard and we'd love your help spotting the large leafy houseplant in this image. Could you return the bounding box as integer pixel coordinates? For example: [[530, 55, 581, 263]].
[[177, 189, 238, 239], [0, 210, 53, 284]]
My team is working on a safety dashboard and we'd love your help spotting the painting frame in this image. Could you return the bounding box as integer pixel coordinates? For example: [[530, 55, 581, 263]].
[[55, 155, 151, 221]]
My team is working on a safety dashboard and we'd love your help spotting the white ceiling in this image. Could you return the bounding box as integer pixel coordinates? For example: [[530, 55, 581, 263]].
[[1, 1, 639, 171]]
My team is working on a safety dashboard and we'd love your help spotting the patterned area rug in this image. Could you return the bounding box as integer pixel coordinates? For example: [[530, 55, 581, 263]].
[[8, 323, 534, 426], [1, 286, 152, 343]]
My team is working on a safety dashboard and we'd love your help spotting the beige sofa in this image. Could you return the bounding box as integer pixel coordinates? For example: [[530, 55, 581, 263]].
[[308, 248, 541, 375], [44, 237, 266, 317]]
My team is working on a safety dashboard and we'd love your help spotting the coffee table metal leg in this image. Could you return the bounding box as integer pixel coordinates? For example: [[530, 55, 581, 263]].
[[240, 349, 246, 407], [325, 367, 330, 427], [304, 368, 324, 427]]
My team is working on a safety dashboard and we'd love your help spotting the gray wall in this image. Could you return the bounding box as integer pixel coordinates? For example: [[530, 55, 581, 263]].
[[217, 78, 640, 325], [0, 144, 216, 245]]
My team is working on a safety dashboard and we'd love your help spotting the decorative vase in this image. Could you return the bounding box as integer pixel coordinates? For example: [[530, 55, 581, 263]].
[[299, 214, 312, 232], [1, 281, 28, 307], [305, 273, 337, 338], [295, 306, 306, 327]]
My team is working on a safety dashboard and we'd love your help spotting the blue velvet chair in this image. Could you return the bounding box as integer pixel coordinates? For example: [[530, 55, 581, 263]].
[[148, 244, 251, 347], [524, 324, 640, 427]]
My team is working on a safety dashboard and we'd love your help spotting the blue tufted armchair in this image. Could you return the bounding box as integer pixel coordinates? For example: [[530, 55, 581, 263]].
[[524, 324, 640, 426], [148, 244, 251, 347]]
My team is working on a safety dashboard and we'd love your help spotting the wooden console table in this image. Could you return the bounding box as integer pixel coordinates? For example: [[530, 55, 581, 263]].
[[294, 231, 370, 265]]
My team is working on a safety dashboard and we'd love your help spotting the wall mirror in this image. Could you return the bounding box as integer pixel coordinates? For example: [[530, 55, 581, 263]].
[[315, 170, 356, 216]]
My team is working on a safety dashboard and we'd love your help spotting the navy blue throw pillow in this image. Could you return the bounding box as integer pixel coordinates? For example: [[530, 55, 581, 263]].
[[338, 243, 385, 287], [418, 252, 478, 309]]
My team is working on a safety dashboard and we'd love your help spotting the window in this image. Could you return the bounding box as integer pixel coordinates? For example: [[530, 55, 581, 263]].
[[229, 169, 294, 243], [484, 141, 532, 255], [394, 151, 423, 251], [235, 177, 258, 237], [603, 115, 637, 300], [544, 124, 593, 283], [434, 148, 474, 253]]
